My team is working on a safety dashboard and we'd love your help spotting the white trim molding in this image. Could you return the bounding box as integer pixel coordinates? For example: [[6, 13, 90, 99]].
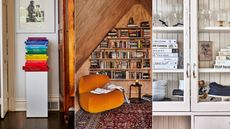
[[15, 96, 59, 111]]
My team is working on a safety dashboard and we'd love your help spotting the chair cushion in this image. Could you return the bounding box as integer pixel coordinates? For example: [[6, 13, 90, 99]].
[[79, 89, 124, 113]]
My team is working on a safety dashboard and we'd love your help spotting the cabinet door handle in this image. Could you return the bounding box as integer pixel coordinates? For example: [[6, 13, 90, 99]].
[[193, 63, 196, 78], [186, 63, 191, 78]]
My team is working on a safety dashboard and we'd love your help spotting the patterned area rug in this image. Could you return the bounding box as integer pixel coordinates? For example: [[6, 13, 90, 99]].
[[75, 100, 152, 129]]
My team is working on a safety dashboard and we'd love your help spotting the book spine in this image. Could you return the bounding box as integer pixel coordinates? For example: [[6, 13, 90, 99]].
[[152, 49, 179, 53], [216, 56, 230, 60], [152, 53, 178, 57], [152, 65, 178, 69], [218, 52, 230, 56], [152, 39, 177, 44], [152, 44, 178, 49], [152, 61, 178, 65], [215, 60, 230, 65], [153, 57, 179, 61]]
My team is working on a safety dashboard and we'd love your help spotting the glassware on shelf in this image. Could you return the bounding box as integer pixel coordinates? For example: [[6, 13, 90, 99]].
[[227, 10, 230, 27], [199, 8, 212, 27], [153, 11, 167, 27], [215, 9, 227, 27], [172, 3, 183, 27]]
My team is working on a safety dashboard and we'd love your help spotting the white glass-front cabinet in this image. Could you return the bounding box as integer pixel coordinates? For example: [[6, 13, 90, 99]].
[[191, 0, 230, 111], [152, 0, 190, 112]]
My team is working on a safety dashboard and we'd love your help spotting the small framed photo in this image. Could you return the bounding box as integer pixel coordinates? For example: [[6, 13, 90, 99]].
[[16, 0, 55, 33], [199, 41, 213, 61]]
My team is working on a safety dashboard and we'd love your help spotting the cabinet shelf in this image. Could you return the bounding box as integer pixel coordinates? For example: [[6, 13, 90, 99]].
[[199, 27, 230, 33], [153, 69, 184, 73], [199, 68, 230, 73], [153, 27, 184, 32]]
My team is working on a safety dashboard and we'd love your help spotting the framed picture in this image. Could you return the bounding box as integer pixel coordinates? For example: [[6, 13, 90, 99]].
[[16, 0, 55, 33], [199, 41, 213, 61]]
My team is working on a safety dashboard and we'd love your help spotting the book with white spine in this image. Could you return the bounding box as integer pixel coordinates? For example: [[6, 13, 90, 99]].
[[153, 57, 179, 61], [152, 49, 179, 53], [152, 65, 178, 69], [216, 56, 230, 60], [152, 53, 178, 57], [152, 61, 178, 65], [152, 39, 177, 44], [152, 44, 178, 49]]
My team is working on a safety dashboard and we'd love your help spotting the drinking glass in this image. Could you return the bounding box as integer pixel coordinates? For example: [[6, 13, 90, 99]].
[[215, 9, 227, 27]]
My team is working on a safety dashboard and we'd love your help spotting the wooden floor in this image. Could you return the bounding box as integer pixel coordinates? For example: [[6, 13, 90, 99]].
[[0, 112, 73, 129]]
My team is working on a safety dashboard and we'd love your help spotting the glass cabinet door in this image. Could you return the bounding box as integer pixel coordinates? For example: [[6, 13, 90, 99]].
[[152, 0, 190, 112], [191, 0, 230, 111]]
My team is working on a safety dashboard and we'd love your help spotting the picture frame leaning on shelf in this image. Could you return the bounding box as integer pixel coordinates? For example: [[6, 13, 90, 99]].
[[199, 41, 213, 61]]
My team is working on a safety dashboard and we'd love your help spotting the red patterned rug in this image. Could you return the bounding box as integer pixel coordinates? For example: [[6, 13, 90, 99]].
[[75, 100, 152, 129]]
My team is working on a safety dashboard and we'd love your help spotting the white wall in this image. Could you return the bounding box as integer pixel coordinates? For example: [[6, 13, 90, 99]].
[[14, 0, 59, 111]]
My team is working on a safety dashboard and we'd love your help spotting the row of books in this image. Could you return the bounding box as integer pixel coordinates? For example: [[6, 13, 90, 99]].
[[90, 60, 150, 69], [90, 70, 150, 80], [214, 46, 230, 68], [23, 37, 49, 71], [152, 39, 179, 70], [107, 28, 150, 38], [99, 39, 150, 49], [91, 51, 150, 59]]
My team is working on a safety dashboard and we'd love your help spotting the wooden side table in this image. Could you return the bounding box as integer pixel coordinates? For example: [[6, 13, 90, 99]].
[[129, 83, 142, 101]]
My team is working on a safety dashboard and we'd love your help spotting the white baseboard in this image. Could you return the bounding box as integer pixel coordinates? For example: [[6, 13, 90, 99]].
[[15, 96, 59, 111]]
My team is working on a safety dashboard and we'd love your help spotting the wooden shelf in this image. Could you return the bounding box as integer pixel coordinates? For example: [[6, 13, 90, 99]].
[[90, 68, 151, 71], [108, 37, 150, 40], [199, 27, 230, 32], [153, 27, 184, 32], [90, 58, 151, 60], [115, 27, 150, 29], [97, 48, 150, 50], [153, 69, 184, 73], [199, 68, 230, 73]]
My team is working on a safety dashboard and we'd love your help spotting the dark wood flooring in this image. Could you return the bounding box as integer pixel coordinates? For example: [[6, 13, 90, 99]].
[[0, 112, 73, 129]]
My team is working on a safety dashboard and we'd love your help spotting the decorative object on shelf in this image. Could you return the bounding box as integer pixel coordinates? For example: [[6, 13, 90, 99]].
[[16, 0, 55, 33], [208, 82, 230, 96], [152, 39, 179, 70], [23, 37, 49, 71], [199, 41, 212, 61], [127, 17, 137, 27], [199, 8, 213, 27], [140, 21, 150, 28], [152, 80, 167, 101], [198, 80, 208, 100], [216, 9, 227, 27], [129, 82, 142, 103]]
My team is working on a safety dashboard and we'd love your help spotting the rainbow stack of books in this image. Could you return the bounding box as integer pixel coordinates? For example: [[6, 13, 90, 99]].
[[23, 37, 49, 71]]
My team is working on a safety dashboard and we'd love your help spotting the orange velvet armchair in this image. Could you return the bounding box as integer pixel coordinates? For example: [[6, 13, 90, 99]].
[[78, 75, 124, 113]]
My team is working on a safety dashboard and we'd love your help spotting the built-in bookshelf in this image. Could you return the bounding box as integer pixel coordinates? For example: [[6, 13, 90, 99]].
[[89, 27, 151, 80]]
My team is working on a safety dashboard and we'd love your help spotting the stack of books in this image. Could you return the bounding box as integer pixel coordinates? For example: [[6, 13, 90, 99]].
[[143, 29, 151, 38], [214, 46, 230, 68], [152, 39, 179, 70], [23, 37, 49, 71]]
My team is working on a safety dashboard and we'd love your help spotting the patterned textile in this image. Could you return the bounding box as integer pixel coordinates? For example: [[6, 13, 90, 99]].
[[75, 100, 152, 129]]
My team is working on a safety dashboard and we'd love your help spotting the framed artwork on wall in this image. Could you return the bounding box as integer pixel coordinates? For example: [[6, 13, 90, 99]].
[[16, 0, 55, 33]]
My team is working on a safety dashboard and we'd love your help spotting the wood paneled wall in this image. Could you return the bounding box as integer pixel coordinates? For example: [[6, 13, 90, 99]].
[[75, 0, 137, 72]]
